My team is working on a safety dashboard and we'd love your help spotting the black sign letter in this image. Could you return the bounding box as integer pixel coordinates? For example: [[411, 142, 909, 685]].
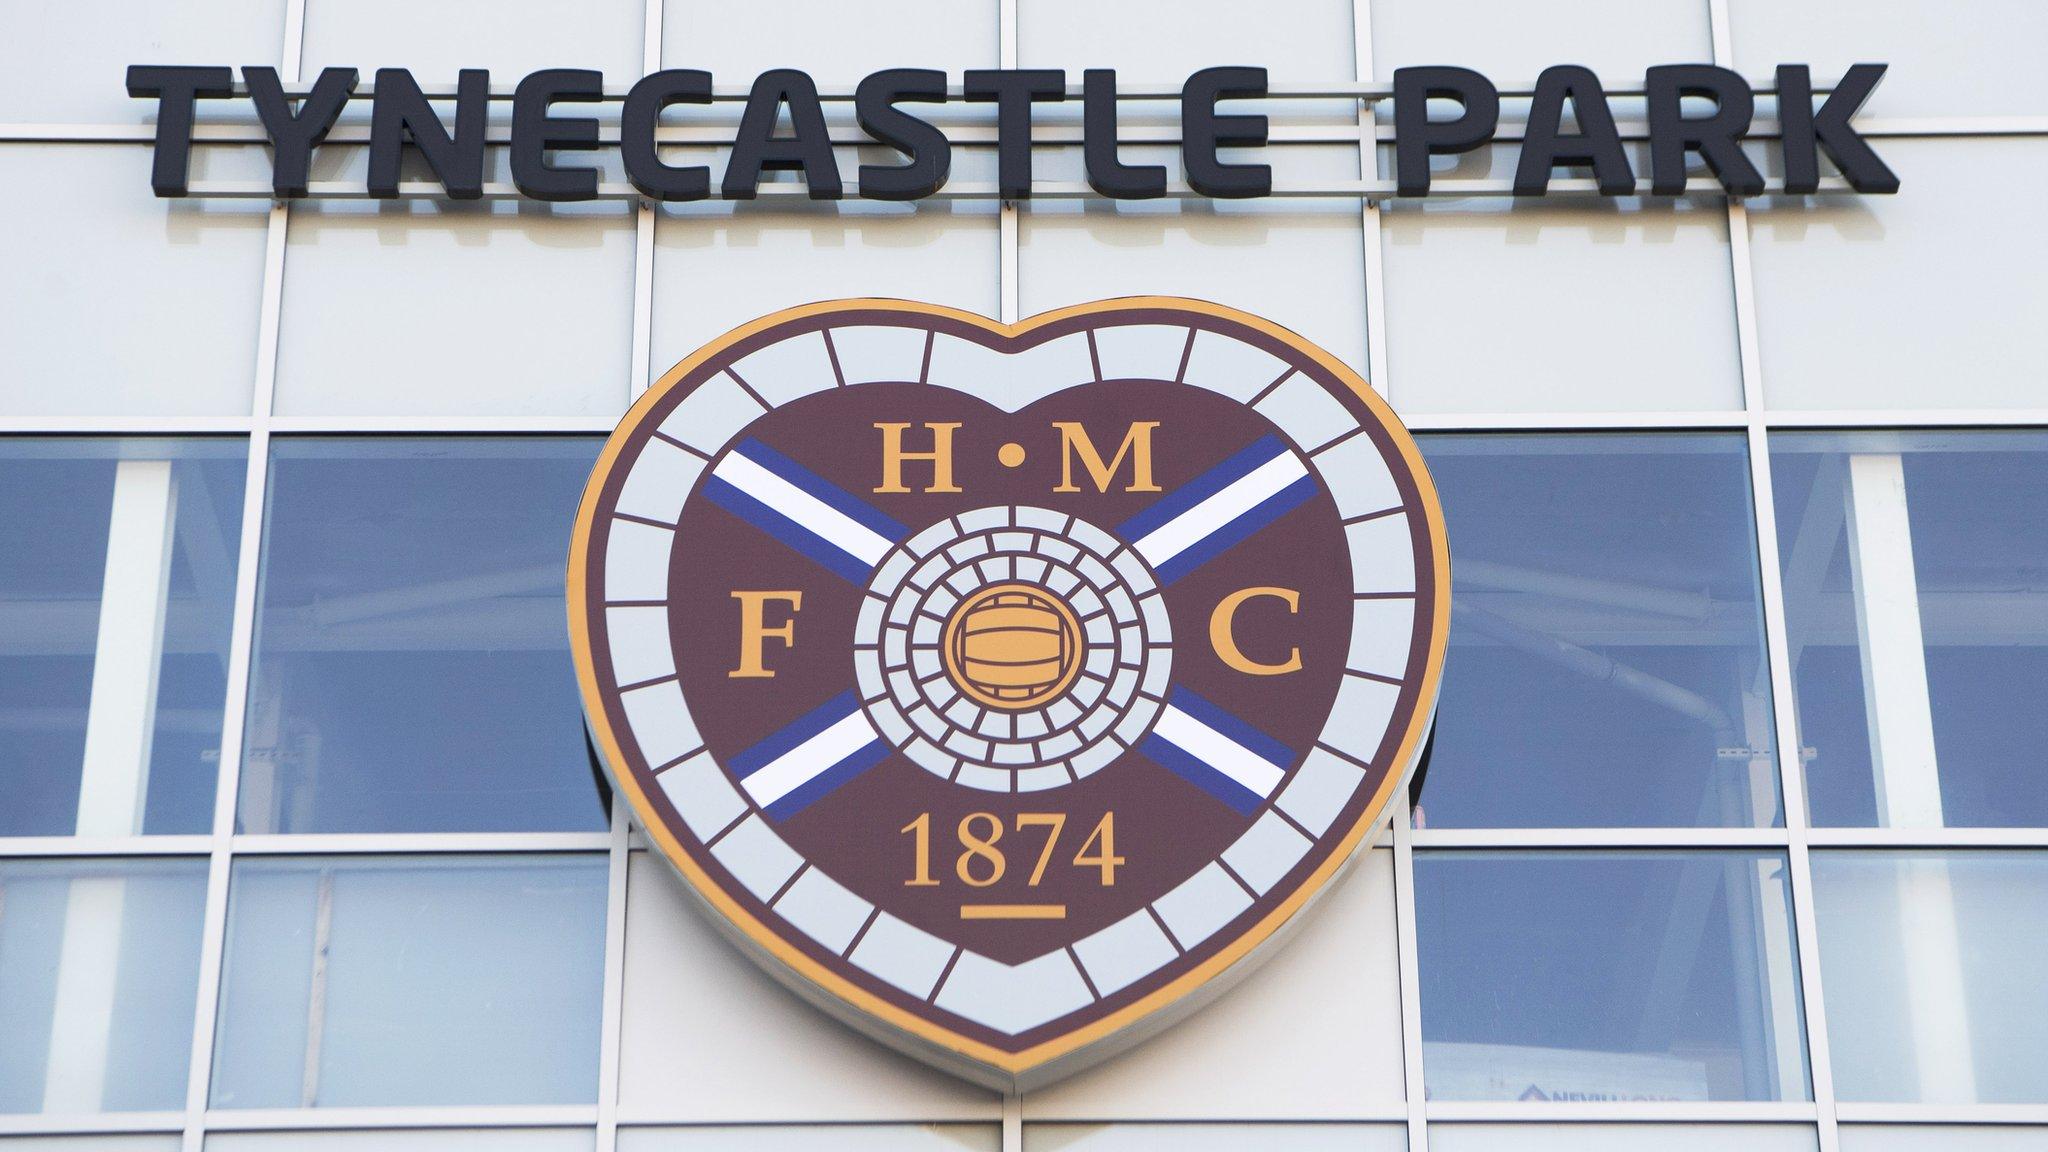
[[512, 68, 604, 202], [1645, 65, 1764, 196], [1182, 66, 1270, 199], [1516, 65, 1633, 196], [246, 66, 356, 198], [126, 65, 234, 197], [724, 69, 843, 200], [1393, 66, 1499, 197], [965, 69, 1066, 200], [622, 70, 712, 202], [1778, 64, 1899, 195], [856, 68, 952, 201], [369, 67, 488, 200], [1084, 70, 1166, 199]]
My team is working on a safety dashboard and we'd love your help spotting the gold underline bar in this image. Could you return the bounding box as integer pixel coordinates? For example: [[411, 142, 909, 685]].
[[960, 903, 1068, 920]]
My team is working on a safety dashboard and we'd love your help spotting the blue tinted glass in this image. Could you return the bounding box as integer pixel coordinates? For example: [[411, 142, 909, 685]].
[[241, 438, 606, 833], [0, 438, 246, 837], [209, 854, 607, 1108], [1771, 432, 2048, 828], [1812, 851, 2048, 1103], [0, 858, 208, 1113], [1416, 850, 1810, 1102], [1416, 434, 1781, 827]]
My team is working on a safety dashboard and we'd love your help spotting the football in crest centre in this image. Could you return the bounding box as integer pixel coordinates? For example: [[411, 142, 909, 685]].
[[566, 297, 1451, 1089]]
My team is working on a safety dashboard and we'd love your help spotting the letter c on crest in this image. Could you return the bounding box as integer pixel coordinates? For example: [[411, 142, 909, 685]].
[[1209, 586, 1302, 675]]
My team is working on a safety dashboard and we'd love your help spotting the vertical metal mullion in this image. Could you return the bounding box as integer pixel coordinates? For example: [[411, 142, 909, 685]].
[[995, 9, 1024, 1147], [594, 794, 632, 1152], [1710, 3, 1840, 1148], [1352, 0, 1390, 402], [602, 10, 664, 1152], [998, 0, 1019, 327], [179, 7, 303, 1149], [1351, 1, 1417, 1147], [626, 0, 663, 402], [1391, 796, 1428, 1152]]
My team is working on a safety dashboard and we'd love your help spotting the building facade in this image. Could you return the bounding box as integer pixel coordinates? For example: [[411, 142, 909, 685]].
[[2, 0, 2046, 1150]]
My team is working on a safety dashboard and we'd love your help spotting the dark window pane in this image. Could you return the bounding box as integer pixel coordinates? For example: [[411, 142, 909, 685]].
[[1416, 850, 1810, 1102], [0, 438, 246, 837], [1416, 434, 1780, 827], [1772, 431, 2048, 828], [240, 438, 606, 834]]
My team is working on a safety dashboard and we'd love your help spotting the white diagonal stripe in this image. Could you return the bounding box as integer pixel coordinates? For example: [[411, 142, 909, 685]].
[[1132, 451, 1308, 570], [740, 708, 883, 810], [1152, 704, 1286, 799], [715, 450, 894, 567]]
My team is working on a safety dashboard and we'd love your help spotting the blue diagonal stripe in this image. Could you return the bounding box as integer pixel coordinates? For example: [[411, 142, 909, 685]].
[[735, 438, 910, 544], [704, 476, 876, 584], [1167, 686, 1297, 771], [1150, 473, 1316, 586], [1142, 733, 1264, 816], [1119, 434, 1289, 543], [729, 689, 867, 779]]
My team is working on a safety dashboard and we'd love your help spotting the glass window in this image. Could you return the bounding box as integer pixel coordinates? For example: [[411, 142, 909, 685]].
[[0, 859, 207, 1114], [1429, 1125, 1817, 1152], [0, 0, 283, 123], [1415, 435, 1781, 828], [0, 146, 269, 417], [209, 854, 607, 1109], [1748, 139, 2048, 411], [665, 0, 996, 81], [651, 195, 1000, 376], [1383, 192, 1741, 414], [274, 148, 636, 417], [1840, 1128, 2048, 1151], [0, 439, 247, 837], [1026, 852, 1402, 1118], [1772, 432, 2048, 828], [618, 856, 998, 1122], [1415, 851, 1810, 1102], [239, 438, 608, 835], [619, 1128, 998, 1152], [1024, 1125, 1404, 1151], [207, 1133, 594, 1151], [1730, 0, 2048, 118], [302, 0, 642, 94], [1020, 146, 1369, 373], [1811, 851, 2048, 1104]]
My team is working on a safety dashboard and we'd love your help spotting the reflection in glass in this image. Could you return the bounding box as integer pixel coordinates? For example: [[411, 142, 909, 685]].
[[209, 854, 607, 1108], [1415, 851, 1810, 1102], [1813, 851, 2048, 1104], [1772, 432, 2048, 827], [0, 439, 247, 836], [1416, 435, 1781, 827], [1022, 1124, 1402, 1151], [240, 439, 607, 834], [205, 1131, 594, 1151], [620, 1128, 998, 1152], [1427, 1124, 1818, 1152], [0, 859, 208, 1114]]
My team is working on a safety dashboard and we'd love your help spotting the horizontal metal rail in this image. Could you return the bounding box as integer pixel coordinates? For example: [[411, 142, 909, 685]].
[[167, 175, 1857, 201]]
